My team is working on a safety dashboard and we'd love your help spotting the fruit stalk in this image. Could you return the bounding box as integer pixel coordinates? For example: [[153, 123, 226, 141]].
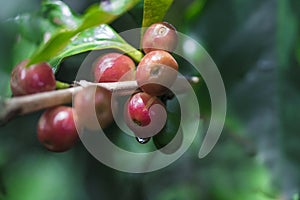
[[0, 76, 199, 126]]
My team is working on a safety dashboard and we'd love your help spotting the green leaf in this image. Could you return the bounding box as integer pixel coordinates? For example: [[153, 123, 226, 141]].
[[11, 0, 82, 66], [12, 37, 37, 68], [13, 0, 81, 44], [78, 0, 139, 31], [29, 0, 141, 66], [49, 24, 143, 71], [12, 14, 51, 43], [184, 0, 207, 21], [142, 0, 174, 28], [41, 0, 81, 29], [28, 29, 77, 66]]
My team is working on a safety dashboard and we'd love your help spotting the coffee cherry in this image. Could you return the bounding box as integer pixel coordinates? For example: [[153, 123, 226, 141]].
[[74, 86, 114, 130], [142, 22, 178, 53], [10, 60, 56, 96], [136, 50, 178, 96], [93, 53, 136, 83], [124, 92, 167, 138], [127, 93, 155, 127], [37, 106, 78, 152]]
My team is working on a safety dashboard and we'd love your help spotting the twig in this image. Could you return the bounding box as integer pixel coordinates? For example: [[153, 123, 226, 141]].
[[75, 80, 139, 95], [0, 76, 200, 126], [0, 87, 82, 126]]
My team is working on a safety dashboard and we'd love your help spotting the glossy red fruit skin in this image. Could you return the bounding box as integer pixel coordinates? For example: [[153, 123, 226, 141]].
[[142, 22, 178, 54], [125, 92, 167, 138], [10, 60, 56, 96], [37, 106, 78, 152], [93, 53, 136, 83], [136, 50, 178, 96], [128, 93, 151, 126], [127, 92, 163, 126], [74, 86, 114, 130]]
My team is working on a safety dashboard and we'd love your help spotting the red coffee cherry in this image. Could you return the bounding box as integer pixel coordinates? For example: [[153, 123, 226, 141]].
[[136, 50, 178, 96], [74, 86, 114, 130], [37, 106, 78, 152], [93, 53, 136, 83], [142, 22, 178, 54], [127, 92, 156, 126], [124, 92, 167, 138], [10, 59, 56, 96]]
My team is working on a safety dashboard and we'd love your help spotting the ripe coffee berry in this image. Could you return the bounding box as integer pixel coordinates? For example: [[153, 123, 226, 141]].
[[136, 50, 178, 96], [124, 92, 167, 138], [142, 22, 178, 53], [93, 53, 136, 83], [74, 86, 114, 130], [37, 106, 78, 152], [10, 59, 56, 96]]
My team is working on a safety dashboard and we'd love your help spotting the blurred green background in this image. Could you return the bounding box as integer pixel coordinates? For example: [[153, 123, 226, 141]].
[[0, 0, 300, 199]]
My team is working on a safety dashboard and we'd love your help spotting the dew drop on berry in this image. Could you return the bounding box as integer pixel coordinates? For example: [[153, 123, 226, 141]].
[[136, 137, 151, 144]]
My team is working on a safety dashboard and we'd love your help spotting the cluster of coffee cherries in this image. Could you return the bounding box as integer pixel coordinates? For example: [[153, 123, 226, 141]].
[[9, 22, 179, 152], [10, 59, 79, 152], [124, 22, 179, 143]]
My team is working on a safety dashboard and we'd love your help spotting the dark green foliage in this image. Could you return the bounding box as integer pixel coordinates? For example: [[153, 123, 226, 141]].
[[0, 0, 300, 199]]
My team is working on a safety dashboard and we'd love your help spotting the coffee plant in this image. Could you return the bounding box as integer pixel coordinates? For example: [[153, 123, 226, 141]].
[[0, 0, 297, 199]]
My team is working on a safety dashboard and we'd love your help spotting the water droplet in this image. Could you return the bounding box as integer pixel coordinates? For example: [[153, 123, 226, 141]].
[[136, 137, 151, 144]]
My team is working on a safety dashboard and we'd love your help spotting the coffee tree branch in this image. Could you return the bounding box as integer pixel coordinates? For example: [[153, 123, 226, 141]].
[[0, 76, 199, 126]]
